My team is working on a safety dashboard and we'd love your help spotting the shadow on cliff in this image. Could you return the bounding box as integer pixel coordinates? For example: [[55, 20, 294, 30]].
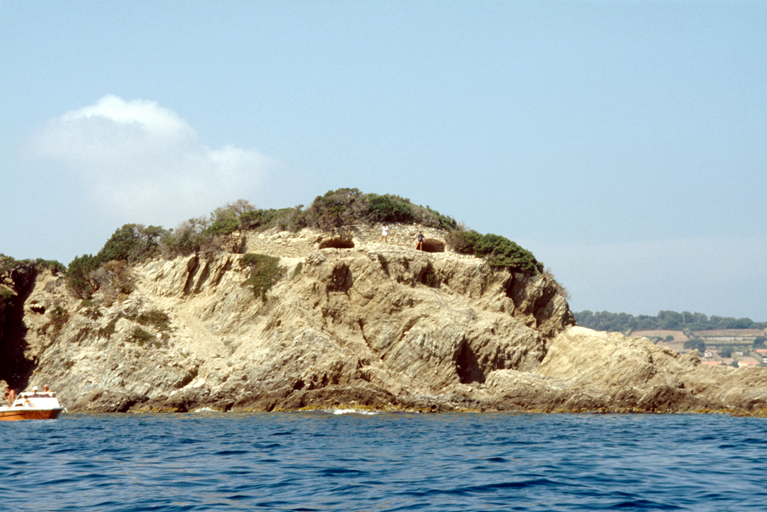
[[0, 265, 37, 391], [456, 340, 485, 384]]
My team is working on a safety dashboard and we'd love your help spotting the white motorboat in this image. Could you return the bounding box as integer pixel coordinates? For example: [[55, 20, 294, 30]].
[[0, 389, 65, 421]]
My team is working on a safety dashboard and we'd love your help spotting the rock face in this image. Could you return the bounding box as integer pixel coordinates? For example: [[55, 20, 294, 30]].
[[5, 225, 767, 415]]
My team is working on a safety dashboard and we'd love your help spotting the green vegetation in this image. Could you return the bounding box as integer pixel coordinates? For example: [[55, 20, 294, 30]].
[[50, 189, 541, 292], [78, 299, 102, 320], [683, 338, 706, 354], [155, 190, 457, 249], [30, 259, 66, 274], [65, 255, 98, 298], [0, 255, 14, 275], [366, 193, 414, 223], [241, 253, 283, 301], [66, 224, 166, 297], [97, 318, 119, 340], [48, 306, 69, 335], [129, 326, 154, 346], [205, 206, 240, 236], [575, 310, 767, 332], [128, 309, 171, 331], [285, 188, 458, 231], [291, 261, 303, 280], [0, 254, 65, 277], [446, 230, 543, 275], [418, 261, 439, 287], [1, 286, 16, 307], [96, 224, 168, 263]]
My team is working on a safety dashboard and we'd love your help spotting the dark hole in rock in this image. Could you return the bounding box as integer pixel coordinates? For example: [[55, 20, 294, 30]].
[[420, 239, 445, 253], [319, 238, 355, 249], [456, 340, 485, 384]]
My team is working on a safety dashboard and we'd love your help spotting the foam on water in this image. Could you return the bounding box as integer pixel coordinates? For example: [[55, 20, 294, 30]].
[[329, 408, 379, 415]]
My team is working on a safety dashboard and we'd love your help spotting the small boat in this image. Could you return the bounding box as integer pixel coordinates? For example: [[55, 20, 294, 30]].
[[0, 389, 65, 421]]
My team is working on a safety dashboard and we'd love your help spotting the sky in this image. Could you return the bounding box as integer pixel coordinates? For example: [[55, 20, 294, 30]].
[[1, 1, 765, 320]]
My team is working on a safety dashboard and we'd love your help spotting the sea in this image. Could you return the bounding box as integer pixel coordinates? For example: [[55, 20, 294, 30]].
[[2, 411, 766, 511]]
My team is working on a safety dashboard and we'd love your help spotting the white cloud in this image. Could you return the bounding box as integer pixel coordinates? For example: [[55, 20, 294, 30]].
[[33, 95, 275, 227]]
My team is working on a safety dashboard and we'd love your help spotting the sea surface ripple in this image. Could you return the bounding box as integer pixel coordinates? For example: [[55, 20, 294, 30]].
[[2, 412, 766, 511]]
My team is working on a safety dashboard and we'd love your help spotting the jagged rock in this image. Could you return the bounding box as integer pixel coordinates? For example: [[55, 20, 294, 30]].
[[5, 225, 767, 415]]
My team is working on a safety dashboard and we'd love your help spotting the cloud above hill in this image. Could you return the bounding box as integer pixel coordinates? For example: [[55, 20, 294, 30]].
[[33, 95, 275, 227]]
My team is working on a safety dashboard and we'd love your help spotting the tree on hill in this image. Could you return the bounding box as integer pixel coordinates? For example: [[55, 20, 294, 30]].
[[66, 224, 167, 297], [574, 310, 767, 332]]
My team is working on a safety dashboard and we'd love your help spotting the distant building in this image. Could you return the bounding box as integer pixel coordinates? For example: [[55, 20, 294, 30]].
[[693, 329, 764, 351]]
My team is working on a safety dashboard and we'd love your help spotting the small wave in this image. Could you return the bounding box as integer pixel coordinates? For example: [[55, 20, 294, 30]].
[[329, 408, 378, 415], [192, 407, 216, 413]]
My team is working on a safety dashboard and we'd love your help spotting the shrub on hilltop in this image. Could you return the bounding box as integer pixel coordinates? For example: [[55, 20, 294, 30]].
[[66, 224, 167, 298], [296, 188, 458, 230], [446, 230, 543, 275], [63, 189, 545, 294], [159, 190, 457, 249], [0, 254, 66, 276]]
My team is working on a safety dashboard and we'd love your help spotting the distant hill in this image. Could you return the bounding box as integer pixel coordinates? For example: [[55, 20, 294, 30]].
[[574, 310, 767, 333]]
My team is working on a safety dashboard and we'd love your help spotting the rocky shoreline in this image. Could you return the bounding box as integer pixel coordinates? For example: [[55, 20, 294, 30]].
[[3, 225, 767, 416]]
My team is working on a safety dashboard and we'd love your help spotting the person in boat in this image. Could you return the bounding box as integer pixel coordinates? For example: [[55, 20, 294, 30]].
[[5, 386, 14, 407], [43, 385, 53, 396], [31, 386, 39, 397]]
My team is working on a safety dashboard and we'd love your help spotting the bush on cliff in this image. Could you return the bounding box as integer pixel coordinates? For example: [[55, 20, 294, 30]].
[[241, 253, 283, 301], [446, 230, 542, 275], [128, 309, 171, 331], [66, 224, 166, 297], [205, 208, 240, 236], [48, 305, 69, 336], [97, 224, 168, 263], [66, 254, 99, 298], [0, 254, 65, 276], [159, 218, 210, 257], [0, 286, 15, 308]]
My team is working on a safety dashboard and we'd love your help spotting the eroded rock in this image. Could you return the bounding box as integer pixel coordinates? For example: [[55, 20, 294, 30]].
[[10, 226, 767, 415]]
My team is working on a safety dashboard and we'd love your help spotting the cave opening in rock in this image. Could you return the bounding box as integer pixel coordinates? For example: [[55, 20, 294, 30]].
[[420, 239, 445, 253], [319, 238, 355, 249], [456, 340, 485, 384], [0, 281, 35, 391]]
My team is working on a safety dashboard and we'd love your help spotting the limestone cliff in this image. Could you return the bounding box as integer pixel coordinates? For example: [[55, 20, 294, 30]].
[[5, 225, 767, 415]]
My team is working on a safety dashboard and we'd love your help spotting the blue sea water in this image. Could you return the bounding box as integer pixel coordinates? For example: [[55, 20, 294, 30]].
[[2, 412, 766, 511]]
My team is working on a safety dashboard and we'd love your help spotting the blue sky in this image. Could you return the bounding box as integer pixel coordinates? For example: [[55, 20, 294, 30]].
[[1, 1, 765, 320]]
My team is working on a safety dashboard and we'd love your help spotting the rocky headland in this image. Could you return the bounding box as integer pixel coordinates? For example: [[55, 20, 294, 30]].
[[3, 223, 767, 415]]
